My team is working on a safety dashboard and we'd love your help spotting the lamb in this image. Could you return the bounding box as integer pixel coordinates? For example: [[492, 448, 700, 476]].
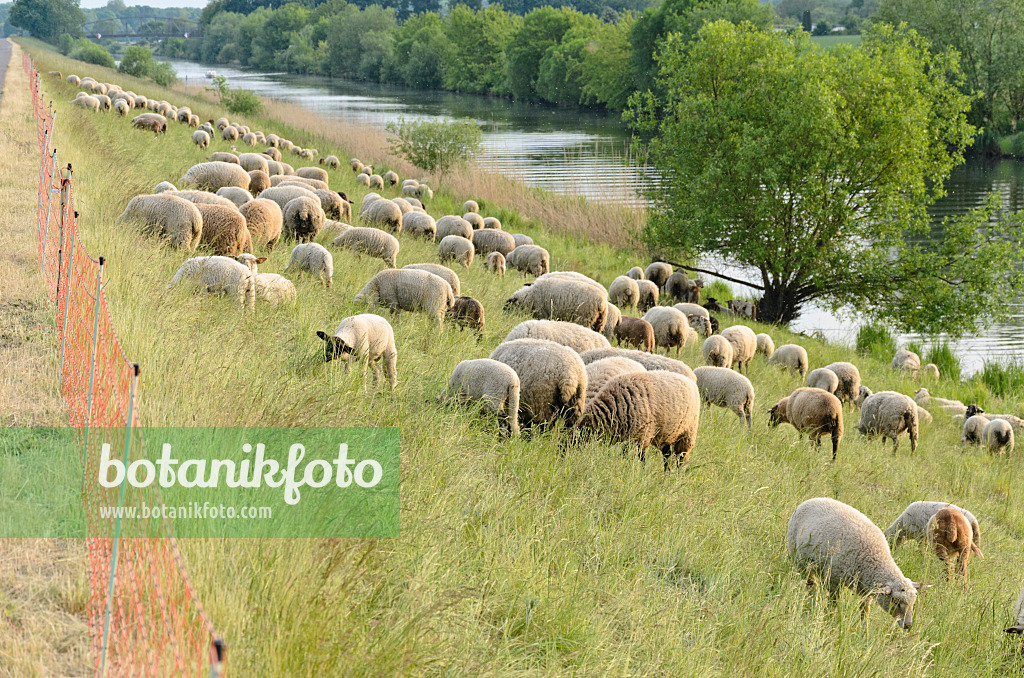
[[857, 391, 919, 454], [130, 116, 163, 133], [503, 319, 610, 354], [316, 314, 397, 389], [614, 316, 655, 352], [1006, 586, 1024, 635], [768, 344, 809, 379], [154, 181, 176, 193], [608, 276, 640, 308], [447, 296, 485, 334], [238, 153, 270, 175], [248, 170, 271, 196], [756, 333, 775, 358], [963, 405, 1024, 434], [297, 166, 329, 183], [721, 325, 757, 374], [402, 212, 436, 240], [462, 200, 479, 213], [506, 276, 608, 332], [215, 186, 253, 208], [254, 273, 296, 305], [914, 388, 966, 415], [238, 199, 283, 252], [823, 362, 861, 406], [167, 254, 259, 309], [584, 357, 646, 403], [602, 302, 621, 343], [636, 280, 659, 312], [769, 387, 844, 459], [885, 501, 981, 550], [192, 130, 210, 149], [354, 269, 454, 325], [438, 359, 520, 439], [644, 262, 672, 288], [693, 366, 755, 429], [505, 245, 550, 277], [892, 348, 921, 375], [282, 196, 326, 242], [984, 418, 1014, 456], [463, 212, 485, 230], [961, 414, 990, 445], [209, 152, 239, 164], [923, 363, 940, 380], [686, 315, 712, 339], [579, 348, 696, 381], [333, 227, 399, 268], [927, 507, 982, 580], [512, 234, 533, 248], [806, 367, 840, 394], [643, 306, 690, 356], [403, 263, 460, 296], [438, 235, 474, 268], [471, 229, 517, 257], [626, 266, 644, 280], [578, 370, 700, 469], [362, 198, 403, 233], [701, 335, 733, 368], [179, 162, 251, 192], [196, 204, 252, 256], [489, 338, 587, 428], [486, 252, 506, 276], [436, 216, 473, 241], [284, 243, 333, 286], [787, 497, 926, 629], [118, 194, 202, 250]]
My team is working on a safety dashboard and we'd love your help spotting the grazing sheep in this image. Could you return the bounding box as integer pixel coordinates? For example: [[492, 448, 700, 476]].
[[222, 126, 239, 142], [264, 147, 282, 162], [885, 501, 981, 550], [238, 199, 283, 252], [309, 189, 345, 221], [316, 314, 397, 389], [917, 406, 933, 424], [626, 266, 644, 280], [855, 385, 872, 408], [180, 162, 251, 192], [857, 391, 919, 454], [644, 262, 672, 288], [93, 94, 112, 111], [382, 169, 398, 185], [727, 299, 757, 321], [259, 185, 319, 213], [362, 198, 403, 233], [438, 235, 474, 268], [67, 74, 81, 87], [238, 153, 270, 175], [721, 325, 757, 374], [438, 359, 520, 438], [962, 414, 990, 445], [118, 194, 202, 250], [673, 303, 710, 320], [436, 216, 473, 241], [401, 183, 418, 196], [240, 132, 257, 146], [171, 190, 239, 208], [488, 338, 587, 429], [756, 333, 775, 357], [984, 418, 1014, 456], [447, 296, 485, 334], [702, 335, 733, 368], [297, 166, 329, 183], [693, 366, 755, 429], [334, 227, 400, 268], [923, 363, 940, 380], [806, 367, 840, 394], [769, 387, 844, 460], [402, 212, 437, 241], [390, 197, 413, 215], [284, 243, 333, 286], [416, 184, 433, 200], [506, 275, 608, 332], [471, 229, 517, 257], [602, 302, 621, 343], [584, 357, 646, 403], [614, 316, 655, 352], [503, 319, 610, 353], [462, 200, 479, 213], [643, 306, 690, 356], [686, 315, 712, 339], [247, 170, 271, 196], [192, 130, 210, 149], [662, 270, 689, 301], [823, 362, 861, 406], [254, 273, 296, 304], [482, 216, 501, 230], [486, 252, 506, 276], [168, 254, 259, 309], [892, 349, 922, 375], [1006, 586, 1024, 635], [927, 507, 982, 580], [512, 234, 533, 248], [282, 197, 326, 242], [154, 181, 176, 193], [768, 344, 809, 379], [369, 174, 385, 190], [579, 347, 696, 381], [608, 276, 640, 308], [964, 405, 1024, 434], [113, 99, 129, 116], [209, 152, 239, 164], [215, 186, 253, 208], [506, 245, 550, 277], [403, 263, 460, 296], [321, 220, 351, 240], [579, 370, 700, 468], [188, 115, 200, 128], [196, 204, 252, 256], [636, 280, 659, 312], [914, 388, 966, 415], [130, 116, 163, 133], [355, 269, 454, 325], [787, 498, 926, 629], [463, 212, 485, 230]]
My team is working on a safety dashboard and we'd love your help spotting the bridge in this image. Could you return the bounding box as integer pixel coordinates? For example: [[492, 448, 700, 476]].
[[83, 17, 202, 40]]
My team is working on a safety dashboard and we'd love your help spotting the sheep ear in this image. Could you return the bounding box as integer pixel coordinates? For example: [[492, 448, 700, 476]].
[[316, 331, 330, 342], [912, 582, 930, 592], [256, 257, 267, 264], [1006, 624, 1024, 634], [878, 585, 893, 595]]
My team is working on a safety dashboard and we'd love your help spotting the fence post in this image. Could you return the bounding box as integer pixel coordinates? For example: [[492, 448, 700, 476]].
[[36, 124, 48, 217], [99, 362, 140, 678], [54, 163, 66, 305], [59, 211, 78, 375], [40, 147, 58, 275], [81, 256, 105, 462]]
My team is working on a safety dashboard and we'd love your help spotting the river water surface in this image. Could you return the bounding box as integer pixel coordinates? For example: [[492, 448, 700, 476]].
[[167, 60, 1024, 374]]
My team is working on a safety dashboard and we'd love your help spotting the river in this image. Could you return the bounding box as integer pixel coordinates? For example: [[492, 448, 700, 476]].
[[166, 60, 1024, 375]]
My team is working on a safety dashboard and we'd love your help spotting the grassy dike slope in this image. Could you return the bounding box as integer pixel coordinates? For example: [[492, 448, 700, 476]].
[[21, 42, 1024, 676]]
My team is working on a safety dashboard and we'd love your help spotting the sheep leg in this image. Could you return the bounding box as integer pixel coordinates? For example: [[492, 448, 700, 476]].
[[891, 436, 899, 455], [831, 428, 840, 461], [957, 549, 971, 579]]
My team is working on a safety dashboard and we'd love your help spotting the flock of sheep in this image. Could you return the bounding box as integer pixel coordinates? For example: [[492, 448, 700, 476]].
[[59, 69, 1024, 643]]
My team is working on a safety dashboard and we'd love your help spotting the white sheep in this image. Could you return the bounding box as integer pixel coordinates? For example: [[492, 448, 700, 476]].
[[403, 263, 460, 296], [769, 387, 844, 459], [254, 273, 296, 304], [180, 161, 251, 192], [471, 229, 517, 257], [191, 130, 210, 149], [584, 357, 646, 403], [362, 198, 403, 233], [626, 266, 644, 280], [721, 325, 757, 374], [702, 335, 733, 368], [961, 414, 990, 445], [602, 302, 621, 344], [608, 276, 640, 308], [672, 302, 709, 320], [284, 243, 333, 286], [503, 320, 610, 354], [787, 497, 926, 629], [215, 186, 253, 208], [297, 166, 329, 183], [402, 212, 436, 240], [439, 359, 521, 439], [438, 235, 474, 268], [354, 269, 454, 325], [316, 314, 397, 389], [283, 196, 326, 242], [643, 306, 691, 356], [486, 252, 506, 276], [806, 367, 839, 394], [505, 245, 550, 277], [506, 275, 608, 332], [914, 388, 966, 416], [984, 418, 1014, 455], [823, 362, 861, 406], [885, 501, 981, 550], [635, 279, 659, 311], [755, 333, 775, 358], [692, 366, 754, 429], [512, 234, 533, 248], [334, 227, 399, 268], [858, 391, 919, 454], [768, 344, 809, 379], [118, 194, 202, 250], [238, 152, 270, 175], [489, 338, 587, 429], [644, 262, 672, 288], [167, 254, 259, 309], [892, 348, 922, 374], [579, 347, 696, 381], [436, 216, 473, 241], [922, 363, 940, 380], [462, 200, 479, 213]]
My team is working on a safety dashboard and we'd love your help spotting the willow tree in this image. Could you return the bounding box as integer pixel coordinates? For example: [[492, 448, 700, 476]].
[[627, 21, 1024, 333]]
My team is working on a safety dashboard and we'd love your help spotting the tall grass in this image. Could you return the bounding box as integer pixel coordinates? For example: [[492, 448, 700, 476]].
[[977, 360, 1024, 400], [924, 342, 962, 383], [855, 323, 896, 360], [18, 42, 1024, 676]]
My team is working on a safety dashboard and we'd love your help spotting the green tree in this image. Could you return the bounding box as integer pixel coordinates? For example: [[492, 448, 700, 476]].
[[324, 4, 396, 80], [385, 117, 483, 179], [505, 7, 577, 101], [443, 5, 519, 94], [68, 37, 114, 67], [117, 44, 155, 76], [626, 22, 1022, 333], [387, 12, 449, 89], [801, 9, 810, 32], [9, 0, 84, 42]]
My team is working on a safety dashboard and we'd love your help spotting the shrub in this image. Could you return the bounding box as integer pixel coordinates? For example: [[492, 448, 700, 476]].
[[385, 117, 483, 179], [856, 323, 896, 359], [703, 280, 732, 304], [58, 33, 74, 55], [207, 75, 263, 116], [118, 45, 155, 78], [69, 39, 115, 69]]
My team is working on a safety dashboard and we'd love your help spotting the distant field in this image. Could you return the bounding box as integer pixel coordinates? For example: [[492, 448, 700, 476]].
[[811, 34, 864, 48]]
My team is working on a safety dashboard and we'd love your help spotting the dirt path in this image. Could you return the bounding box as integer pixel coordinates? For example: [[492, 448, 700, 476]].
[[0, 40, 90, 678]]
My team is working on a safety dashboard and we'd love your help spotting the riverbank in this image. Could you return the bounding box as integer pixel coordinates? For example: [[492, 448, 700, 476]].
[[17, 41, 1024, 676]]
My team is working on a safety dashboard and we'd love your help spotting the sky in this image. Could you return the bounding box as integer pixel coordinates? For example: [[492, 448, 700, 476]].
[[79, 0, 209, 8]]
